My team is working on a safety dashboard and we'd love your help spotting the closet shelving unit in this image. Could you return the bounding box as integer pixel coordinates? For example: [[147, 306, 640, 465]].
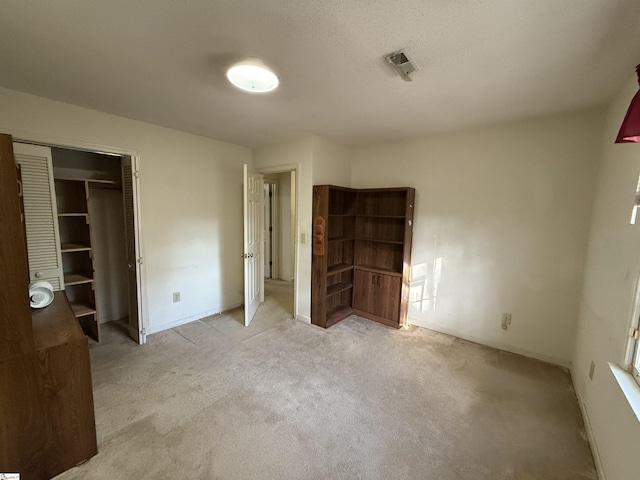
[[54, 176, 118, 341], [312, 185, 415, 329]]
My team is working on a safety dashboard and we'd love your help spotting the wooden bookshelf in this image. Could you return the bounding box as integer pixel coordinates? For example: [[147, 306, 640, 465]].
[[312, 185, 415, 329]]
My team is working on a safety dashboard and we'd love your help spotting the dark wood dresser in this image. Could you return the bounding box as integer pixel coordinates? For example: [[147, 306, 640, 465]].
[[0, 133, 97, 479]]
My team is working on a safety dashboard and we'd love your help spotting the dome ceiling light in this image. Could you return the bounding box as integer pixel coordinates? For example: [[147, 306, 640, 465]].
[[226, 58, 279, 93]]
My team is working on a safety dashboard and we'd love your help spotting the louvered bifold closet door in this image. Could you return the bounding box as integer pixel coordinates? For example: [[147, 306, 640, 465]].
[[122, 156, 141, 343], [13, 142, 64, 291]]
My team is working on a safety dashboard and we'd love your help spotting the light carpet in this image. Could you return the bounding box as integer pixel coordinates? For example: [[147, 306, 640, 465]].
[[56, 280, 596, 479]]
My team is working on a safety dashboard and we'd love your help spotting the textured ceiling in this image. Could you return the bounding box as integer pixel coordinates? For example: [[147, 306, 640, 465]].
[[1, 1, 639, 148]]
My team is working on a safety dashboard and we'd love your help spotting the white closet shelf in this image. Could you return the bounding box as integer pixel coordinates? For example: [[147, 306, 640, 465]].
[[69, 301, 96, 318], [61, 243, 92, 253], [55, 177, 118, 185], [64, 273, 94, 286]]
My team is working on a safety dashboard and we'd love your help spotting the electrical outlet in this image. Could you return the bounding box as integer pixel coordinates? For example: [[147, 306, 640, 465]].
[[501, 312, 512, 330], [301, 233, 306, 244], [589, 360, 595, 381], [173, 292, 180, 303]]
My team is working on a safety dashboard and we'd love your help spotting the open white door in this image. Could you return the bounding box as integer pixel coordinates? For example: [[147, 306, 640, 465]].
[[243, 164, 264, 326], [122, 156, 145, 344]]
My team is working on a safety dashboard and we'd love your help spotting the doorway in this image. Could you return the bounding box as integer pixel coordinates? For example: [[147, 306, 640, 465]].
[[244, 166, 297, 324], [263, 172, 296, 283], [242, 165, 297, 326]]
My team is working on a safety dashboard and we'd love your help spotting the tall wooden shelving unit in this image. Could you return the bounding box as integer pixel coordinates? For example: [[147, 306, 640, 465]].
[[312, 185, 415, 329], [54, 177, 117, 342], [312, 186, 357, 328]]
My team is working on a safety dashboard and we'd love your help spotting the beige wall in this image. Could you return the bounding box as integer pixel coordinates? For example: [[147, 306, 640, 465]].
[[0, 87, 251, 335], [572, 76, 640, 480], [312, 135, 351, 186], [350, 109, 603, 365]]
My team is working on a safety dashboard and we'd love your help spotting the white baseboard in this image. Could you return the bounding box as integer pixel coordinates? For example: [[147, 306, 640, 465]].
[[146, 301, 243, 335], [569, 366, 606, 480], [408, 317, 570, 367], [296, 313, 311, 324]]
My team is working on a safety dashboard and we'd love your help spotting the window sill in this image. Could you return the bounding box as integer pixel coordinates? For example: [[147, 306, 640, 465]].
[[608, 362, 640, 422]]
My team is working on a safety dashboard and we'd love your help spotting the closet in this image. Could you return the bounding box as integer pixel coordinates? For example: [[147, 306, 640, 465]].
[[53, 147, 129, 342], [14, 142, 136, 343], [311, 185, 415, 328]]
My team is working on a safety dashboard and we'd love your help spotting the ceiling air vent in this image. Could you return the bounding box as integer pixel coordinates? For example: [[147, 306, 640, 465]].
[[383, 49, 417, 82]]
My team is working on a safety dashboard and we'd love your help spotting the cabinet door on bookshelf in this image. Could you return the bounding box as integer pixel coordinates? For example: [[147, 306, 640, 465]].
[[353, 269, 401, 325]]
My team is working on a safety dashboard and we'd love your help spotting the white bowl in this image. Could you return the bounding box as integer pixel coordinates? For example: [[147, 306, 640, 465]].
[[29, 281, 54, 309]]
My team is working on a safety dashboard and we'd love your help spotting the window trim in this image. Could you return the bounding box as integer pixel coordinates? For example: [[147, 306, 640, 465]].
[[632, 332, 640, 383], [609, 362, 640, 422], [624, 273, 640, 387]]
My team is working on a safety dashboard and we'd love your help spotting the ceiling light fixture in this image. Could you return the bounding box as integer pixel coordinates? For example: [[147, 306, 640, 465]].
[[226, 58, 279, 93], [616, 64, 640, 143]]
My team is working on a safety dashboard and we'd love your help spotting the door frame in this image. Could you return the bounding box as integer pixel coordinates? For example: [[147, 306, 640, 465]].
[[8, 131, 148, 344], [255, 163, 299, 320], [263, 179, 279, 280]]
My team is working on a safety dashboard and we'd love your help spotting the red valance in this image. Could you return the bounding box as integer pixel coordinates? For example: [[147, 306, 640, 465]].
[[615, 64, 640, 143]]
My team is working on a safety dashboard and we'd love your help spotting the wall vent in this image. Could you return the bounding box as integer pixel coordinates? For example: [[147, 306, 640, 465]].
[[383, 48, 417, 82]]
